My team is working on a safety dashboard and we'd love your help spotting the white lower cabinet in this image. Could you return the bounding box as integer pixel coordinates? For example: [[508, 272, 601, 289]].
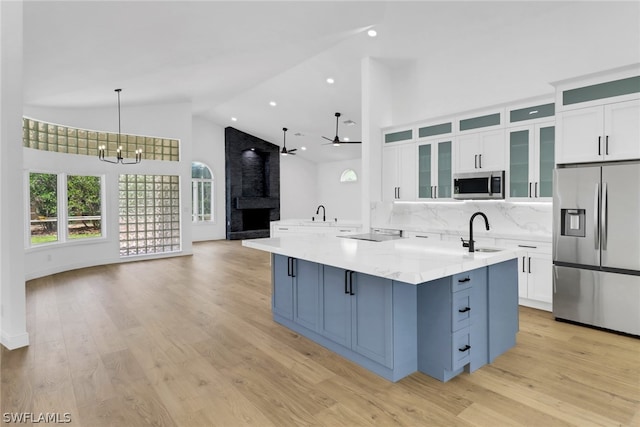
[[496, 239, 552, 311], [270, 223, 360, 238]]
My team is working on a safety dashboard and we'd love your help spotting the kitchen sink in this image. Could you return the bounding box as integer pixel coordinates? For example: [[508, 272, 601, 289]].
[[474, 247, 503, 253]]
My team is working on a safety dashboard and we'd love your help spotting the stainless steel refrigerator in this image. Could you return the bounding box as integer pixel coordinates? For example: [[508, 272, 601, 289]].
[[553, 162, 640, 336]]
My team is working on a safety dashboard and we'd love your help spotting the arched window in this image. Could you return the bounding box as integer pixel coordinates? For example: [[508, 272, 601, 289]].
[[340, 168, 358, 183], [192, 162, 214, 222]]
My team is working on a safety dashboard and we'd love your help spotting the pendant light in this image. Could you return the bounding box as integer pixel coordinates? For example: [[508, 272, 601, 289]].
[[98, 89, 142, 164], [280, 127, 297, 156]]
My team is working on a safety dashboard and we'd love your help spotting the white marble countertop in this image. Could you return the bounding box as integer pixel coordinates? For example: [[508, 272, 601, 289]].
[[272, 219, 362, 228], [242, 235, 524, 285]]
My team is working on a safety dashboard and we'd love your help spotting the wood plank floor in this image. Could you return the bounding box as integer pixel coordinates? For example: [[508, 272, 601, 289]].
[[2, 240, 639, 426]]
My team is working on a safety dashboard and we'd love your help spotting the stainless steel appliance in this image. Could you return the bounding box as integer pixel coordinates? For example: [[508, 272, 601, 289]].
[[453, 170, 505, 200], [553, 162, 640, 336]]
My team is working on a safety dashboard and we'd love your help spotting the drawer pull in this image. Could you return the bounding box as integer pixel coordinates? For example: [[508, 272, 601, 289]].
[[458, 307, 471, 313], [457, 277, 471, 283], [517, 244, 537, 249], [458, 344, 471, 352]]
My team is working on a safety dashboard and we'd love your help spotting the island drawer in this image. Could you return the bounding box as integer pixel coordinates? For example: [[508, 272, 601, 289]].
[[451, 268, 484, 293], [451, 329, 471, 370], [452, 288, 471, 332]]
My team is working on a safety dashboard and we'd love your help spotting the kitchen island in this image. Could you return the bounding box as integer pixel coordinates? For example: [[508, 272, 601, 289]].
[[242, 236, 522, 382]]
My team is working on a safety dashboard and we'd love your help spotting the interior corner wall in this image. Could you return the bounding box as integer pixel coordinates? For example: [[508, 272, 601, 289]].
[[191, 116, 226, 241], [316, 159, 361, 221], [280, 155, 317, 220], [22, 101, 193, 280], [0, 0, 28, 350]]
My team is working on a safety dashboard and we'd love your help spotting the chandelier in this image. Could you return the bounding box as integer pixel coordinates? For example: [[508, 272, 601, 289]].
[[98, 89, 142, 164]]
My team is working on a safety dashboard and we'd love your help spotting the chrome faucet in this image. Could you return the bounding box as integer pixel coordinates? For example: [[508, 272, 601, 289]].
[[467, 211, 490, 253], [316, 205, 326, 222]]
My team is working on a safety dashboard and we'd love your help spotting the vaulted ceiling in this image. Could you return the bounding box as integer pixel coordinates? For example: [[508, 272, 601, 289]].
[[23, 1, 640, 163]]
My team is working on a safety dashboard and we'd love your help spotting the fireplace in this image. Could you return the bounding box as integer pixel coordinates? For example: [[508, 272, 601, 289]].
[[225, 127, 280, 240]]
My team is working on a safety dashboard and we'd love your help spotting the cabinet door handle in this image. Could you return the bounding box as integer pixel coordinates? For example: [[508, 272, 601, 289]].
[[598, 136, 601, 155], [458, 307, 471, 313], [528, 257, 531, 274], [458, 277, 471, 283], [397, 187, 400, 199], [535, 182, 538, 198], [522, 256, 526, 273], [434, 186, 437, 198], [349, 271, 355, 295], [474, 154, 478, 169], [478, 154, 482, 168], [605, 135, 609, 155], [344, 270, 349, 294], [529, 182, 532, 198], [458, 344, 471, 352], [288, 257, 296, 277]]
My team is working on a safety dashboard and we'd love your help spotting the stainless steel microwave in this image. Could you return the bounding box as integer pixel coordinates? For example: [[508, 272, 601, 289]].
[[453, 171, 505, 200]]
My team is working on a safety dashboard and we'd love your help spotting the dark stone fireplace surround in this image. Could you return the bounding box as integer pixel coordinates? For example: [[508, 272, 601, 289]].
[[225, 127, 280, 240]]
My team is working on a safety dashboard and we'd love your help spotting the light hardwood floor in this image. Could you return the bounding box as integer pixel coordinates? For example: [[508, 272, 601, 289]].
[[2, 240, 639, 426]]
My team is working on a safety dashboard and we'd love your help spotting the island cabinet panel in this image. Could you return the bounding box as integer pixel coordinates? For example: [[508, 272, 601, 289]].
[[351, 272, 393, 368], [319, 265, 352, 347], [272, 254, 320, 330], [320, 266, 394, 368], [488, 259, 519, 361], [273, 255, 294, 320]]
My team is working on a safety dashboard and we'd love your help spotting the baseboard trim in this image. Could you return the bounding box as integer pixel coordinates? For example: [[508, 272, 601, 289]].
[[1, 330, 30, 350]]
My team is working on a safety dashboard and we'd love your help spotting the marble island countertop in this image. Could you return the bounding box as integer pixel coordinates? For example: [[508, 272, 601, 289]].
[[243, 235, 524, 285], [272, 219, 362, 228]]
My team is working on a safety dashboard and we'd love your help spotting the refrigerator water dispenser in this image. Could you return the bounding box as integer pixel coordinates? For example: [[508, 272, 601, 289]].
[[561, 209, 586, 237]]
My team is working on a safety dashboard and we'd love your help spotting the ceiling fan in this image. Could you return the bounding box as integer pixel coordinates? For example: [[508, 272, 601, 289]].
[[322, 112, 361, 146], [280, 127, 296, 155]]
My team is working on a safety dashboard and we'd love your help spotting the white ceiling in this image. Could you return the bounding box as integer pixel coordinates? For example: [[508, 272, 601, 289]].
[[22, 1, 640, 163]]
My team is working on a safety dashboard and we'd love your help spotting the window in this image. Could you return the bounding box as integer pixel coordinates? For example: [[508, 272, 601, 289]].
[[67, 175, 102, 239], [23, 117, 180, 161], [29, 173, 58, 244], [29, 173, 103, 245], [191, 162, 214, 222], [119, 174, 181, 257], [340, 168, 358, 183]]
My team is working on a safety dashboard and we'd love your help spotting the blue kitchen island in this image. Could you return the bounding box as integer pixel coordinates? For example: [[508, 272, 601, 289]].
[[243, 236, 522, 382]]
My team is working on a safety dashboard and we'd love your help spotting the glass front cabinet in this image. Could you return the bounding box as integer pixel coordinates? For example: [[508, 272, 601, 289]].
[[508, 122, 555, 199], [418, 139, 452, 199]]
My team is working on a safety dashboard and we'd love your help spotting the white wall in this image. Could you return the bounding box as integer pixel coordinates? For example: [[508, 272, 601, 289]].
[[191, 116, 225, 241], [1, 0, 28, 350], [280, 155, 317, 220], [23, 101, 193, 280], [316, 159, 361, 221]]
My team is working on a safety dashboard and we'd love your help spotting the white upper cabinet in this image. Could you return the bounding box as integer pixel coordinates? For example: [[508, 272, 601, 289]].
[[382, 143, 416, 201], [455, 110, 506, 173], [455, 129, 506, 173], [555, 71, 640, 164], [557, 99, 640, 163]]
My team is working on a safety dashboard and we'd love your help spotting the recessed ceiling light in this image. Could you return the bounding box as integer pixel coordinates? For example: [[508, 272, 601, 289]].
[[367, 29, 377, 37], [343, 119, 356, 126], [300, 146, 307, 151], [269, 101, 277, 107], [326, 78, 335, 84], [250, 148, 255, 151], [344, 137, 350, 142], [231, 117, 237, 121]]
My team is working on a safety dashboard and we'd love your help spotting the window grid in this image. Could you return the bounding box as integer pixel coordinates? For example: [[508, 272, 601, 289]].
[[23, 117, 180, 162], [119, 174, 181, 257]]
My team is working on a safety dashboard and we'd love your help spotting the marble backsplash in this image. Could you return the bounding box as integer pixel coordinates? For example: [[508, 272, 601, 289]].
[[371, 201, 552, 241]]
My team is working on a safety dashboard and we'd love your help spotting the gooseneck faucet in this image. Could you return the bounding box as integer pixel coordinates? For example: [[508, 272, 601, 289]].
[[468, 211, 490, 253], [316, 205, 326, 222]]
